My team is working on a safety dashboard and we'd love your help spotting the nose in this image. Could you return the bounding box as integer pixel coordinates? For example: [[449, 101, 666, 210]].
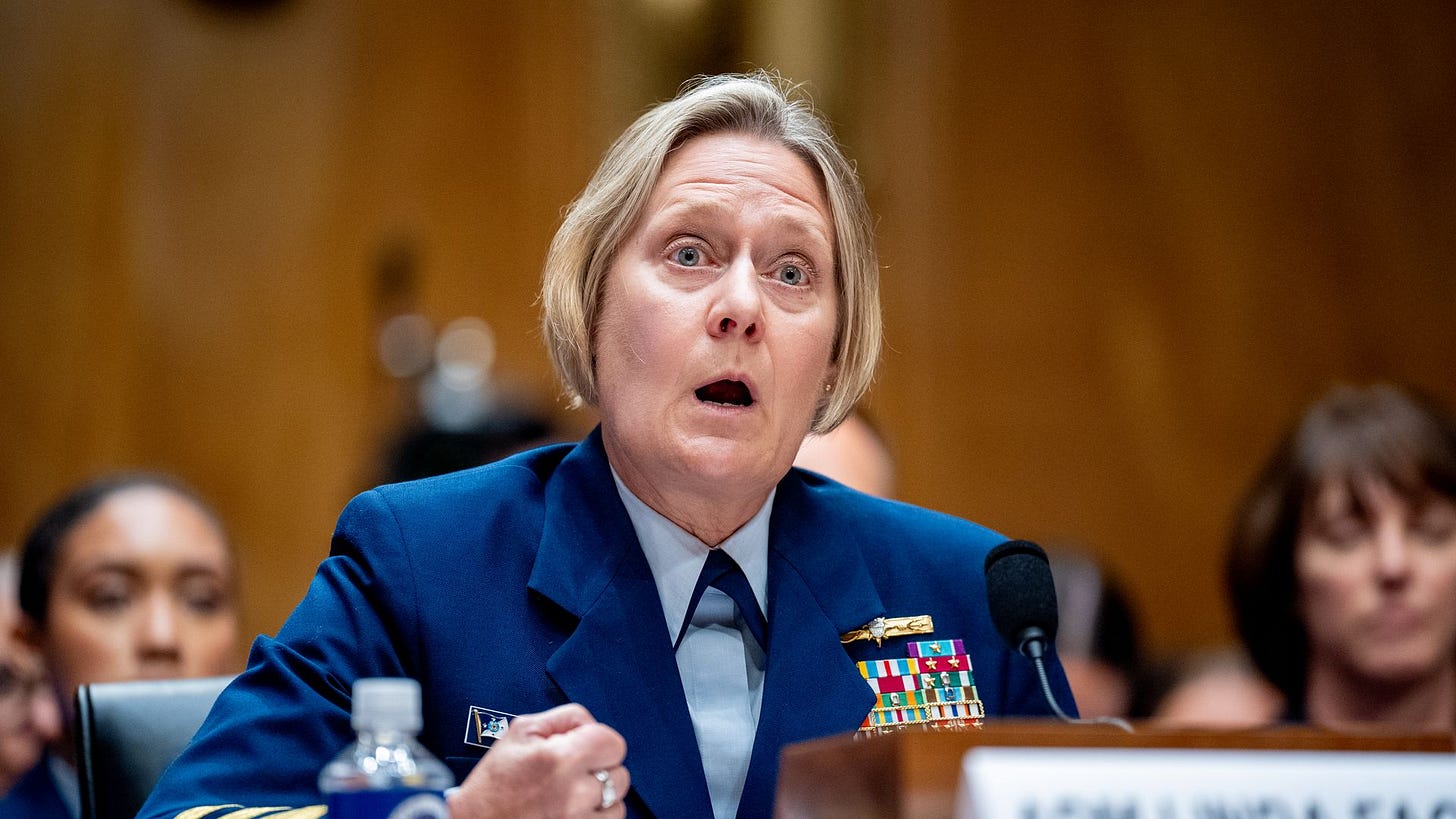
[[707, 255, 762, 341], [1373, 523, 1413, 587], [137, 591, 182, 666], [29, 680, 62, 743]]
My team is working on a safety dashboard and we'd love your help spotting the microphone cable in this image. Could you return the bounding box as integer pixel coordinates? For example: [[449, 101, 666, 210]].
[[1030, 651, 1133, 732]]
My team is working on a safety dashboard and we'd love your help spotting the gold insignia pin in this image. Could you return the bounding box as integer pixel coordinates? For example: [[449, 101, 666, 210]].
[[840, 614, 935, 647]]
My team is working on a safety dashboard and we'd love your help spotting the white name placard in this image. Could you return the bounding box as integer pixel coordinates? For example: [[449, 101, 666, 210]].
[[956, 747, 1456, 819]]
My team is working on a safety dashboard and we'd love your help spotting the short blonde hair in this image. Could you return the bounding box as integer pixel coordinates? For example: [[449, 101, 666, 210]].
[[540, 72, 881, 433]]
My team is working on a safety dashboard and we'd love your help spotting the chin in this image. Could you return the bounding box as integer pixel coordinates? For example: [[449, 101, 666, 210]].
[[1355, 649, 1448, 686], [677, 438, 779, 483]]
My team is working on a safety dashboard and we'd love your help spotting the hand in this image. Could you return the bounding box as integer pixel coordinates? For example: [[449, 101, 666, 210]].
[[445, 703, 630, 819]]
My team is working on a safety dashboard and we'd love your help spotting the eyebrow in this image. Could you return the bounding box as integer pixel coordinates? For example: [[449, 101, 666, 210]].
[[650, 198, 833, 251], [71, 560, 229, 581]]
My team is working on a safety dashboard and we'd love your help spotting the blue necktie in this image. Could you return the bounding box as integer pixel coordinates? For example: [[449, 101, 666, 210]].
[[676, 548, 768, 651]]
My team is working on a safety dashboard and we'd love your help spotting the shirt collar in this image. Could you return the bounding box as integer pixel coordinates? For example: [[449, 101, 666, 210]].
[[610, 466, 772, 644]]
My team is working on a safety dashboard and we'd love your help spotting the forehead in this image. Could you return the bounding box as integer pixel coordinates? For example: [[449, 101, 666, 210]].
[[645, 131, 833, 239], [1305, 473, 1453, 518], [58, 487, 229, 570]]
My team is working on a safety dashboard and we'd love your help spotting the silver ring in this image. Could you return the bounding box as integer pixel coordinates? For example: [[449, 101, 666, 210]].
[[593, 768, 618, 811]]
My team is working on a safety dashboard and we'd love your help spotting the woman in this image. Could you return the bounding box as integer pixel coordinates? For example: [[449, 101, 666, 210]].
[[0, 474, 239, 818], [1227, 383, 1456, 731], [141, 73, 1072, 819], [0, 550, 62, 796]]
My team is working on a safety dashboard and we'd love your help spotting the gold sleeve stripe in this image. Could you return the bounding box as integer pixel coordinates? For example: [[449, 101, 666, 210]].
[[174, 806, 243, 819], [171, 807, 303, 819]]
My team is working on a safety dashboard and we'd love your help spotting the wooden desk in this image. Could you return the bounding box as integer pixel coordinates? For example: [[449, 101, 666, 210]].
[[775, 721, 1455, 819]]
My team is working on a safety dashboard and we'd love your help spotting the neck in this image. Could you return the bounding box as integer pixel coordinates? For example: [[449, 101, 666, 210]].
[[1304, 661, 1456, 732], [604, 438, 770, 547]]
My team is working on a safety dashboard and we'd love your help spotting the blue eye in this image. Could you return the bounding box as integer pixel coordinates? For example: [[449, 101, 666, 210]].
[[778, 264, 806, 286], [674, 246, 701, 266]]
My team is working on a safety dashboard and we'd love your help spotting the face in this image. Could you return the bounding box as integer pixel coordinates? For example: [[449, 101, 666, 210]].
[[37, 486, 238, 731], [1296, 481, 1456, 688], [794, 414, 894, 498], [1, 584, 60, 789], [1153, 666, 1283, 729], [1059, 657, 1131, 719], [595, 132, 839, 503]]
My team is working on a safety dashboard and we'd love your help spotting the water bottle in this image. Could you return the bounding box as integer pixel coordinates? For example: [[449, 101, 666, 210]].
[[318, 677, 454, 819]]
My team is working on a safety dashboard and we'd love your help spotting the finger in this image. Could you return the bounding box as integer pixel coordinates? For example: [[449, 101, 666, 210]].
[[547, 720, 627, 770], [616, 765, 631, 800], [577, 766, 628, 817], [509, 702, 596, 739], [604, 765, 630, 815]]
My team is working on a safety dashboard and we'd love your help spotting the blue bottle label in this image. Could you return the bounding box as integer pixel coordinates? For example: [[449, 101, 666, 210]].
[[326, 789, 449, 819]]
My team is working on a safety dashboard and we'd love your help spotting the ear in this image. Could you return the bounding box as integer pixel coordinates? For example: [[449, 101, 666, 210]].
[[13, 613, 44, 653], [822, 359, 840, 390], [821, 361, 841, 402]]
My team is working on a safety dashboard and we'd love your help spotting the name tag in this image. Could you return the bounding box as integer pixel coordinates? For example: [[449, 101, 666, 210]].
[[956, 748, 1456, 819]]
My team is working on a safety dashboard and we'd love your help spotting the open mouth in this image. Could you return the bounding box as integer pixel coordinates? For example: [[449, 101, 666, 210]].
[[695, 379, 754, 407]]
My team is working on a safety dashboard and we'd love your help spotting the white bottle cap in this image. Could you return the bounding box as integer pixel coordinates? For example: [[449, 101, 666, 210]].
[[351, 677, 423, 732]]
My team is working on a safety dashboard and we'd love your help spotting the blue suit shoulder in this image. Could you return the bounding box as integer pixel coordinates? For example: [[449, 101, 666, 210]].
[[335, 441, 577, 559], [790, 467, 1006, 565], [367, 439, 575, 513]]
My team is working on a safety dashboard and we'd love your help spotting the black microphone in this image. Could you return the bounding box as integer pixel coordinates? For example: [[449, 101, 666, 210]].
[[984, 539, 1060, 661], [984, 539, 1132, 731]]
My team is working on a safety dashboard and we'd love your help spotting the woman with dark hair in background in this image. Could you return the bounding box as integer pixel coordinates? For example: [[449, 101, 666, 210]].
[[0, 474, 239, 818], [1227, 383, 1456, 731]]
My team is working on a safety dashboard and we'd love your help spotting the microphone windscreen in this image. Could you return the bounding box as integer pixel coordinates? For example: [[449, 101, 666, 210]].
[[983, 539, 1060, 650]]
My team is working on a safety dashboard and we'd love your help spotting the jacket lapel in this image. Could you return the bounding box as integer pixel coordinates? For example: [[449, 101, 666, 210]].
[[527, 429, 713, 818], [736, 473, 883, 818]]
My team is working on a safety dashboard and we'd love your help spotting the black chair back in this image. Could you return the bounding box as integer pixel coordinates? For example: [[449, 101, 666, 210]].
[[74, 675, 233, 819]]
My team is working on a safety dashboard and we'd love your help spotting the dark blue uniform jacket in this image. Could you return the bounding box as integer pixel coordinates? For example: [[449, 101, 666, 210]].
[[140, 428, 1073, 819]]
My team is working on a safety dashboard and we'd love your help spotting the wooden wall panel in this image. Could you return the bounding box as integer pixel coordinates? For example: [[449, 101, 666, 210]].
[[848, 3, 1456, 650], [0, 0, 602, 651]]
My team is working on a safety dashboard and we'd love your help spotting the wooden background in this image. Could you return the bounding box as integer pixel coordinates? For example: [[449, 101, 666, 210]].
[[2, 1, 1453, 665]]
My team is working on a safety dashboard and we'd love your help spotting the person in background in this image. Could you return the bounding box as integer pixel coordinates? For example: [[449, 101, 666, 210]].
[[1045, 546, 1142, 719], [1227, 383, 1456, 731], [793, 410, 895, 498], [140, 73, 1071, 819], [1149, 648, 1283, 728], [0, 550, 61, 796], [0, 474, 239, 818], [382, 407, 558, 484]]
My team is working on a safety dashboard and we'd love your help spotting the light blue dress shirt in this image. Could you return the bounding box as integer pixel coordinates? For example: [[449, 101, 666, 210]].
[[612, 469, 771, 819]]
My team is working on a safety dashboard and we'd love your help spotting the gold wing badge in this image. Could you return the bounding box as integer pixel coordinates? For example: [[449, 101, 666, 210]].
[[840, 615, 934, 647]]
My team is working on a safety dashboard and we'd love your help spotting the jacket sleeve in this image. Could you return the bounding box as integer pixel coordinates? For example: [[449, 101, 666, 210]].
[[138, 489, 424, 819]]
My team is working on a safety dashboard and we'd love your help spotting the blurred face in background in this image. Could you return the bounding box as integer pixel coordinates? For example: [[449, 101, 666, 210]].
[[793, 413, 895, 499], [1059, 657, 1131, 720], [1296, 480, 1456, 689], [0, 643, 61, 789], [28, 486, 238, 745], [1, 564, 61, 789]]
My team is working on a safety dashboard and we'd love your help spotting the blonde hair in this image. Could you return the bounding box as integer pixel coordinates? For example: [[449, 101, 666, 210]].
[[540, 72, 881, 433]]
